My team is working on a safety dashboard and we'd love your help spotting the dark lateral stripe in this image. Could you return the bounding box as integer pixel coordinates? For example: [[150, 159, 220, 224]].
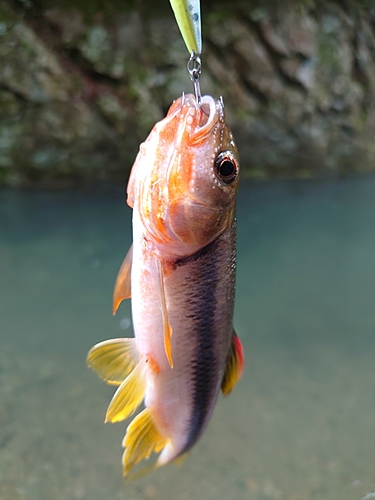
[[177, 234, 224, 451]]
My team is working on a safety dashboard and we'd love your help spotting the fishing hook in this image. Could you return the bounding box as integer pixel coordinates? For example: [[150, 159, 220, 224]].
[[187, 51, 209, 116], [187, 51, 202, 106]]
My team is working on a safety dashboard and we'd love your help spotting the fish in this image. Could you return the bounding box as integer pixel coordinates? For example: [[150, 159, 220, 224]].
[[87, 93, 244, 477]]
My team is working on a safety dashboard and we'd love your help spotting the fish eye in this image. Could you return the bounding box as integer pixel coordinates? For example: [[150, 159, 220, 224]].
[[214, 151, 239, 184]]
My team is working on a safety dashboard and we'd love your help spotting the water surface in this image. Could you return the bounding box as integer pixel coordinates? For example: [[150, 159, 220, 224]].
[[0, 177, 374, 500]]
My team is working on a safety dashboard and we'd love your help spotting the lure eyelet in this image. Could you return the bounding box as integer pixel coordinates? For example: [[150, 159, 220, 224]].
[[214, 151, 239, 185]]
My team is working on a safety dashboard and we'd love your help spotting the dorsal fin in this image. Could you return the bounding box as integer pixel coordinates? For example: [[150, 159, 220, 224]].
[[122, 407, 168, 477], [221, 330, 244, 396], [113, 244, 133, 315]]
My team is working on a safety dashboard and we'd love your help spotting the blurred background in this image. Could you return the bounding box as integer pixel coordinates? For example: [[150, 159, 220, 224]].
[[0, 0, 375, 186], [0, 1, 374, 500]]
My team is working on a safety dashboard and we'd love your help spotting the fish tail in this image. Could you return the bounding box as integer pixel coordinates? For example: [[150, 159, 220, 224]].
[[87, 339, 170, 477], [124, 447, 188, 482], [122, 407, 169, 477]]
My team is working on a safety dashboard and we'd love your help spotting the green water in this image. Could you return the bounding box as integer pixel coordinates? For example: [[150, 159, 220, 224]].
[[0, 178, 374, 500]]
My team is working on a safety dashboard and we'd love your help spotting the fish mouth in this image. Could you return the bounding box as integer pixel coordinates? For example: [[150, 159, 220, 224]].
[[167, 93, 221, 142], [184, 94, 220, 143], [194, 95, 218, 135]]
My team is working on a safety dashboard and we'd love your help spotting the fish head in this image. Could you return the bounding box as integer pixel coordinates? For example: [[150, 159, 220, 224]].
[[127, 94, 239, 255]]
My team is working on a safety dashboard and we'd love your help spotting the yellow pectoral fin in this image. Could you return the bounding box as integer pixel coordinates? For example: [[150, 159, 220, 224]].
[[113, 244, 133, 315], [122, 407, 168, 477], [156, 260, 173, 368], [87, 338, 139, 386], [221, 330, 245, 396], [105, 361, 146, 423]]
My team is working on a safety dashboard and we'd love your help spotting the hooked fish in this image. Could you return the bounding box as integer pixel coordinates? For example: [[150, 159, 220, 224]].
[[87, 93, 244, 477]]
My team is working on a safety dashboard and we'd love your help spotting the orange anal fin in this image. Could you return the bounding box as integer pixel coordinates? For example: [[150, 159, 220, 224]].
[[113, 244, 133, 315], [221, 330, 245, 396], [156, 259, 173, 368], [105, 360, 146, 423], [122, 407, 168, 477], [87, 338, 139, 386]]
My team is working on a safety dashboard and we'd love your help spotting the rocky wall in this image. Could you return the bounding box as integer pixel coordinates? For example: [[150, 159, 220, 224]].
[[0, 0, 374, 185]]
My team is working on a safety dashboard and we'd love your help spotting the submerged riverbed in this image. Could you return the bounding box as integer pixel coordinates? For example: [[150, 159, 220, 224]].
[[0, 177, 374, 500]]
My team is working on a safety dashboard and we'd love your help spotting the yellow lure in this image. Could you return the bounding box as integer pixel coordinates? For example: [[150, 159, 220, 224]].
[[169, 0, 202, 54]]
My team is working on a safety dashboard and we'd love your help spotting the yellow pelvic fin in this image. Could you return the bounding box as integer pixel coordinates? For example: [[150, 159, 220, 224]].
[[87, 338, 139, 386], [122, 407, 168, 477], [113, 244, 133, 315], [221, 330, 245, 396], [157, 260, 173, 368], [105, 361, 146, 423]]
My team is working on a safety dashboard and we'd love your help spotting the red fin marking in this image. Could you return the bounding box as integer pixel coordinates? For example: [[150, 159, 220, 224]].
[[233, 333, 245, 379], [221, 330, 245, 396]]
